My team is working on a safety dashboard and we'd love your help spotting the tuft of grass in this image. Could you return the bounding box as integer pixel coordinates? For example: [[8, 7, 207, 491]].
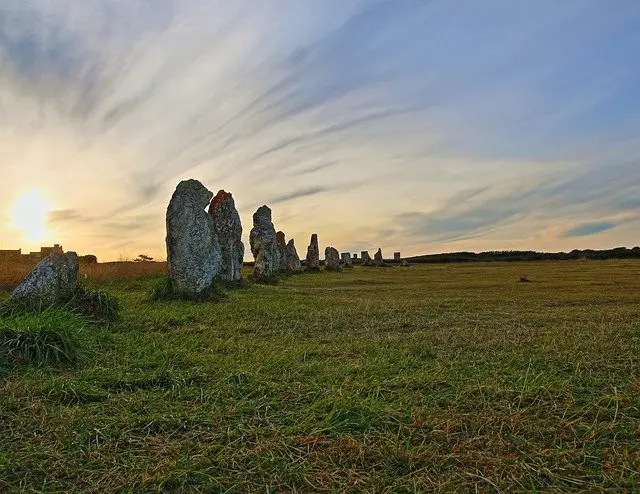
[[247, 273, 281, 285], [0, 309, 86, 366], [150, 275, 227, 302], [63, 284, 120, 321]]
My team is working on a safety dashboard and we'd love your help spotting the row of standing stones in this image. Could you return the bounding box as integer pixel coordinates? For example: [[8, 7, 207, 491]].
[[7, 178, 402, 306], [167, 179, 394, 297]]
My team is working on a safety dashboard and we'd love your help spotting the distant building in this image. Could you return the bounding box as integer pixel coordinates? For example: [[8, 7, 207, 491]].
[[0, 244, 70, 263]]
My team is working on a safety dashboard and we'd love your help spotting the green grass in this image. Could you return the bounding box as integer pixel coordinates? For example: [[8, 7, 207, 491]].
[[1, 261, 640, 491]]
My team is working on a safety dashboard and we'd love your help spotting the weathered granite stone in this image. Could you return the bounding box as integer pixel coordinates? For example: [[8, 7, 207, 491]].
[[374, 248, 384, 263], [166, 179, 221, 296], [284, 239, 302, 273], [325, 247, 341, 271], [276, 231, 288, 272], [341, 252, 353, 268], [394, 252, 402, 261], [10, 252, 79, 309], [361, 250, 373, 266], [249, 205, 279, 280], [401, 260, 411, 267], [306, 234, 320, 271], [208, 190, 244, 282]]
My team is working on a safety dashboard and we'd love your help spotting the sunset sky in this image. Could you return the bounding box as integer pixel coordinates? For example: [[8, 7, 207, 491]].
[[1, 1, 639, 261]]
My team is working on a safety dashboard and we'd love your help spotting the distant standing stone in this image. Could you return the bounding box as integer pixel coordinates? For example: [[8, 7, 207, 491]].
[[306, 234, 320, 271], [284, 239, 303, 273], [250, 205, 279, 280], [276, 231, 288, 273], [166, 179, 221, 296], [325, 247, 341, 271], [374, 248, 384, 264], [394, 252, 402, 261], [209, 190, 244, 282], [361, 251, 373, 266], [341, 252, 353, 268], [10, 252, 79, 309]]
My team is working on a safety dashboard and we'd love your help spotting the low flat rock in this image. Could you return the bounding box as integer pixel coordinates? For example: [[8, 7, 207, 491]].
[[166, 179, 221, 295], [10, 252, 79, 309]]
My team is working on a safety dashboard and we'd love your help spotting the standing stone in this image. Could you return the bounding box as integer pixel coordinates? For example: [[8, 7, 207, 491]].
[[208, 190, 244, 282], [276, 231, 288, 273], [306, 234, 320, 271], [374, 248, 384, 264], [394, 252, 402, 261], [325, 247, 341, 271], [284, 239, 302, 273], [341, 252, 353, 268], [10, 252, 79, 309], [166, 180, 221, 296], [249, 205, 279, 280], [361, 251, 373, 266]]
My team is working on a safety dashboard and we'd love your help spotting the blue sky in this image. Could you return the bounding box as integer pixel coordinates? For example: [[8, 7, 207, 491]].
[[0, 0, 639, 260]]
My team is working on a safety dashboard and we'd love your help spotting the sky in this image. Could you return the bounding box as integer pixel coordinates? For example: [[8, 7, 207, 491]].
[[1, 0, 639, 261]]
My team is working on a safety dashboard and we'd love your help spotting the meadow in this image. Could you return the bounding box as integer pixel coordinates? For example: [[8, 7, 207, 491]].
[[1, 260, 640, 492]]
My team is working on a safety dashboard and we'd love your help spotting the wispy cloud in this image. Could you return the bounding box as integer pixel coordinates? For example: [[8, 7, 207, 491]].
[[1, 1, 639, 259]]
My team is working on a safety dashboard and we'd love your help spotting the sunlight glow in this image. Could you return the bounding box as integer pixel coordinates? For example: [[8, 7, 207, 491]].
[[10, 190, 53, 243]]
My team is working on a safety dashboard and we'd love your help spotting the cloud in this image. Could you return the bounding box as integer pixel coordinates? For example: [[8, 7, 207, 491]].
[[563, 221, 618, 238], [1, 1, 640, 258]]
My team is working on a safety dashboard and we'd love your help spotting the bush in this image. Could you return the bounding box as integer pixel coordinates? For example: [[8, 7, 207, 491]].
[[150, 275, 227, 302], [0, 309, 86, 366]]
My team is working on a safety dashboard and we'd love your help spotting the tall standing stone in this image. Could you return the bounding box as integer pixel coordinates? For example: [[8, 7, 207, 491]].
[[208, 190, 244, 282], [284, 239, 302, 273], [250, 205, 279, 281], [341, 252, 353, 268], [166, 180, 221, 296], [374, 248, 384, 265], [10, 252, 79, 309], [306, 234, 320, 271], [276, 231, 288, 273], [325, 247, 341, 271], [362, 250, 373, 266]]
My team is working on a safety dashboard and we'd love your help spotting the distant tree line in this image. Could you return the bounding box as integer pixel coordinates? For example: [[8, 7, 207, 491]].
[[406, 247, 640, 264]]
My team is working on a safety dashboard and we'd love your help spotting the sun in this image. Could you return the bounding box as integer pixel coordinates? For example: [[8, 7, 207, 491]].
[[10, 190, 53, 243]]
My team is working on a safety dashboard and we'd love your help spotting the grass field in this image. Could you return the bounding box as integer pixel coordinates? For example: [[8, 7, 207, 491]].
[[1, 261, 640, 492]]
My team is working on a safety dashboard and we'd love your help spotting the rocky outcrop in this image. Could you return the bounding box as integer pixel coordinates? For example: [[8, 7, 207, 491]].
[[249, 205, 279, 281], [166, 180, 221, 296], [284, 239, 302, 273], [341, 252, 353, 268], [209, 190, 244, 282], [325, 247, 341, 271], [10, 252, 79, 309], [306, 234, 320, 271]]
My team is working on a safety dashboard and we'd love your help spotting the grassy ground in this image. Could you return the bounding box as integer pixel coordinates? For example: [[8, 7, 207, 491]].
[[1, 261, 640, 492]]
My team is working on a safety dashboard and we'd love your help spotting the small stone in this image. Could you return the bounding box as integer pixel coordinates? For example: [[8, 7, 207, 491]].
[[10, 252, 79, 309], [249, 205, 279, 280], [401, 260, 411, 267], [209, 190, 244, 282], [284, 239, 302, 273], [166, 180, 221, 296], [325, 247, 341, 271], [306, 234, 320, 271]]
